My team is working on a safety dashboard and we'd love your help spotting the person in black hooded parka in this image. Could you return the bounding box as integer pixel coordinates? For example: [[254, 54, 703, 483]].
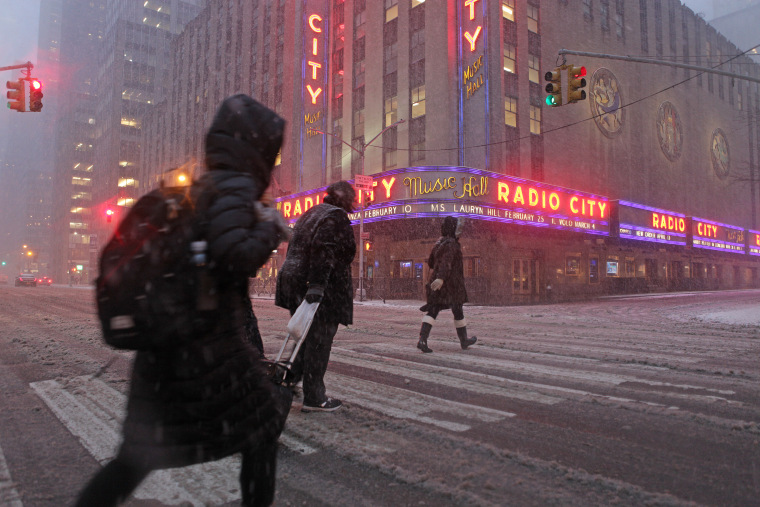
[[74, 95, 292, 507], [416, 216, 478, 353], [275, 181, 357, 412]]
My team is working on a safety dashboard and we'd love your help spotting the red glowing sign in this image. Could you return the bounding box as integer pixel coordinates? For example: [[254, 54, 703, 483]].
[[463, 0, 482, 52], [616, 202, 688, 246], [692, 217, 745, 253], [749, 230, 760, 256], [305, 13, 323, 105], [276, 167, 610, 235]]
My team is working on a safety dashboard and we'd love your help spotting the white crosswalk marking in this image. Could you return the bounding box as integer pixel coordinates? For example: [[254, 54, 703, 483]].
[[0, 441, 23, 507], [326, 372, 516, 432], [332, 346, 562, 405], [31, 376, 241, 505]]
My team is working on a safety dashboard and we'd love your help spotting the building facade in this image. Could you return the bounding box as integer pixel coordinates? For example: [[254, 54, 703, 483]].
[[142, 0, 760, 304]]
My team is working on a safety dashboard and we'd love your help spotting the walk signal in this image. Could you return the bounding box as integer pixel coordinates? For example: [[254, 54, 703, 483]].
[[29, 78, 43, 112], [6, 79, 26, 112], [567, 65, 587, 103], [544, 68, 562, 107]]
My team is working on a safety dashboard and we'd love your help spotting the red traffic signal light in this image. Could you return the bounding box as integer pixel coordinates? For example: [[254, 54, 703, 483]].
[[106, 208, 114, 223], [29, 78, 43, 112], [6, 79, 26, 112], [566, 65, 587, 103]]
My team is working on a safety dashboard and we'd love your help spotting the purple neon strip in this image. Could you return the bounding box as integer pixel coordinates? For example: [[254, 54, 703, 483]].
[[357, 200, 609, 226], [618, 200, 687, 217], [348, 211, 609, 235]]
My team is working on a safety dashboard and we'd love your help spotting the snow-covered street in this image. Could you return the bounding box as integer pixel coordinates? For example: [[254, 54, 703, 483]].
[[0, 285, 758, 506]]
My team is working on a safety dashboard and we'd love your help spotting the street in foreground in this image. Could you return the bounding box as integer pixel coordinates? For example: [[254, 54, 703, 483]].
[[0, 285, 758, 506]]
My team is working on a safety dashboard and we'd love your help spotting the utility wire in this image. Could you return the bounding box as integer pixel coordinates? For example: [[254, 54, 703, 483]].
[[379, 42, 760, 156]]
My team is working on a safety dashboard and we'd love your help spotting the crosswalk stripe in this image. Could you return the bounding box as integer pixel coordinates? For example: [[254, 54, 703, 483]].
[[30, 376, 289, 505], [0, 441, 23, 507], [326, 372, 516, 432], [331, 346, 562, 405], [354, 342, 737, 402]]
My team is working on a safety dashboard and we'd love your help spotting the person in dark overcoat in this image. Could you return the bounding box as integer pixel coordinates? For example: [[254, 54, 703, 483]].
[[75, 95, 292, 507], [275, 180, 356, 412], [416, 216, 478, 353]]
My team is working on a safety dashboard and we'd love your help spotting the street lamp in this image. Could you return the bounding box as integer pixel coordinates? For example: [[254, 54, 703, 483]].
[[310, 118, 405, 301]]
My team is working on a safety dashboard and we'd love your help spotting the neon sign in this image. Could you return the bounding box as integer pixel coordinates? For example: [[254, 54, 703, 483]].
[[749, 230, 760, 256], [275, 166, 610, 235], [461, 0, 484, 99], [305, 13, 324, 105], [692, 217, 745, 253], [617, 201, 688, 246]]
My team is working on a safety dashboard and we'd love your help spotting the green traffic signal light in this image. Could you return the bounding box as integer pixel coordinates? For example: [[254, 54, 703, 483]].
[[6, 79, 26, 112], [544, 68, 562, 107]]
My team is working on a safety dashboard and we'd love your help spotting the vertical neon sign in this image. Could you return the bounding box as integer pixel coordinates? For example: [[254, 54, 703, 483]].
[[306, 14, 323, 104], [457, 0, 489, 169], [301, 1, 329, 190]]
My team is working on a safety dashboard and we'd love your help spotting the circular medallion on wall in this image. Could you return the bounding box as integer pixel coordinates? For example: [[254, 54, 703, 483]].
[[589, 68, 625, 138], [711, 128, 730, 180], [656, 101, 683, 162]]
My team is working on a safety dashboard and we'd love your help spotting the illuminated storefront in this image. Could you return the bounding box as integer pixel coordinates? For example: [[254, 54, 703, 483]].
[[275, 166, 760, 304]]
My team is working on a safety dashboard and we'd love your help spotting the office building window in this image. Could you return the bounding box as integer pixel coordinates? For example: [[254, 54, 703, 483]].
[[411, 85, 426, 118], [615, 0, 624, 39], [504, 44, 516, 73], [385, 96, 398, 126], [529, 105, 541, 135], [505, 96, 517, 127], [527, 3, 539, 33], [502, 0, 515, 22], [385, 0, 398, 22], [600, 0, 609, 31], [528, 54, 540, 83]]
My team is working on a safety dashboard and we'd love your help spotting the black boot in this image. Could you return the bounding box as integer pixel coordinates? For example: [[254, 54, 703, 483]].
[[417, 322, 433, 353], [456, 326, 477, 350]]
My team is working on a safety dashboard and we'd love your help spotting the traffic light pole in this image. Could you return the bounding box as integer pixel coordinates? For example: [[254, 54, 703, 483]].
[[558, 49, 760, 84], [0, 62, 33, 76]]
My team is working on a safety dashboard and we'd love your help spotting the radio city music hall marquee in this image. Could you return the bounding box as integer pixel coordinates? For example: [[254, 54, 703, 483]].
[[616, 201, 688, 246], [275, 167, 610, 235]]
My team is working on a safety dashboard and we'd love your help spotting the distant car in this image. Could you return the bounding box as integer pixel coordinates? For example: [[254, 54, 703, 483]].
[[15, 273, 37, 287], [0, 274, 8, 284], [39, 275, 53, 286]]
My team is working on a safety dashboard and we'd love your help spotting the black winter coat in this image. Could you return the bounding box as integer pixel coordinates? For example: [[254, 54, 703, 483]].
[[275, 203, 356, 325], [119, 96, 291, 469], [425, 236, 468, 307]]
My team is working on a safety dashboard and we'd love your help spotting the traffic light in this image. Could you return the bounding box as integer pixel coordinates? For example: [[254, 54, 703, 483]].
[[364, 240, 373, 252], [106, 208, 114, 223], [544, 68, 562, 107], [567, 65, 587, 103], [29, 78, 43, 112], [1, 261, 6, 266], [6, 79, 26, 112]]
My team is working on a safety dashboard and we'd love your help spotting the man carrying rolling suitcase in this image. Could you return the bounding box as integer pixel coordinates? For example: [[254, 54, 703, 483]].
[[275, 181, 357, 412]]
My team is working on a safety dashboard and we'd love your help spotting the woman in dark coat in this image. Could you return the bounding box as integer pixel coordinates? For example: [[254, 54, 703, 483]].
[[275, 181, 356, 412], [416, 216, 478, 353], [75, 95, 292, 507]]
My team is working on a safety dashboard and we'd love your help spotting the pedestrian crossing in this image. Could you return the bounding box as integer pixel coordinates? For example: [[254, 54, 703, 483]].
[[25, 335, 750, 505]]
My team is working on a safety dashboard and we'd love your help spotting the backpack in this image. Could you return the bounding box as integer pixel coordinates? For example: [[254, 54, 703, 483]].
[[96, 182, 218, 350]]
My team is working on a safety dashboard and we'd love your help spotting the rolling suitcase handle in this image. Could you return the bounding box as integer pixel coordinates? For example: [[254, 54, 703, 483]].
[[266, 300, 320, 385]]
